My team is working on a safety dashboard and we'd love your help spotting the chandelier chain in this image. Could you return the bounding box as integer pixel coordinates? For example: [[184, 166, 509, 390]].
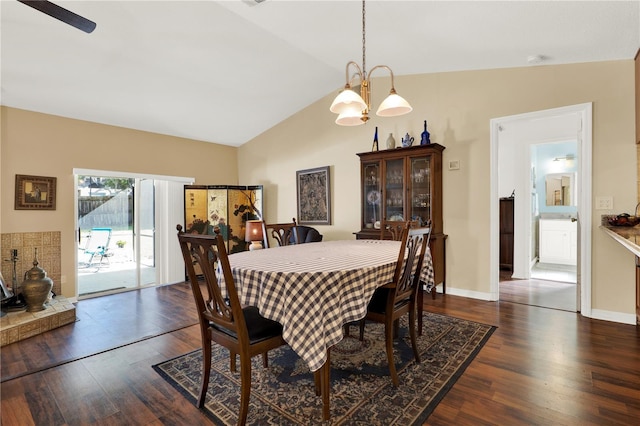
[[361, 0, 366, 78], [330, 0, 411, 125]]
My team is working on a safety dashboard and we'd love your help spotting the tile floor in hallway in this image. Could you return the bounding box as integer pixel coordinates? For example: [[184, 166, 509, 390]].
[[500, 262, 578, 312], [530, 262, 577, 283]]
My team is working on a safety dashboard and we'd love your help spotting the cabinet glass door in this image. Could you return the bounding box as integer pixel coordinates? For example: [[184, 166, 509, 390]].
[[409, 156, 431, 225], [384, 158, 405, 221], [363, 162, 381, 227]]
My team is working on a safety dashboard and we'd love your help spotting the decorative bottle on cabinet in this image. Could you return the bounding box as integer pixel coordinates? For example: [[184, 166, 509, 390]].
[[420, 120, 431, 145], [386, 133, 396, 150], [372, 126, 379, 151]]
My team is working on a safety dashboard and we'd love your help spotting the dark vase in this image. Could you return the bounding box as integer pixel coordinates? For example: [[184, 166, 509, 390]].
[[372, 126, 379, 151], [420, 120, 431, 145]]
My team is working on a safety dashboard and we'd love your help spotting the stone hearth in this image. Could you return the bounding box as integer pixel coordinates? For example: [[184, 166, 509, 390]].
[[1, 296, 76, 346], [1, 230, 74, 346]]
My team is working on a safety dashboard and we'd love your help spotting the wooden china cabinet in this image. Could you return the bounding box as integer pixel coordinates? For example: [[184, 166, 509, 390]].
[[355, 143, 447, 293]]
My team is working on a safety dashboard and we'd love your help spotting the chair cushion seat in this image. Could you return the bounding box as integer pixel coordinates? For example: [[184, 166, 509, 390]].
[[212, 306, 283, 343], [367, 287, 410, 314]]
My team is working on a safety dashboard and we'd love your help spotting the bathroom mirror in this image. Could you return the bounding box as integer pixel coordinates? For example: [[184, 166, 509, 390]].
[[545, 173, 576, 206]]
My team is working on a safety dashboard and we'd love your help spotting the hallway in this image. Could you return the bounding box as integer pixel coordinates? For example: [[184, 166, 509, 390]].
[[500, 263, 577, 312]]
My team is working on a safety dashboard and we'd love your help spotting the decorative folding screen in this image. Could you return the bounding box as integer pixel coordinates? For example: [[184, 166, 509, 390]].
[[184, 185, 263, 254]]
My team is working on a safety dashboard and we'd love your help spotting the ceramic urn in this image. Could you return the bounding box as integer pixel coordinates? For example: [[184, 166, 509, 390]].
[[21, 248, 53, 312]]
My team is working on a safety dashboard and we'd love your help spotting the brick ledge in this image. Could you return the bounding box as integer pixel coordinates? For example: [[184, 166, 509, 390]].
[[1, 296, 76, 346]]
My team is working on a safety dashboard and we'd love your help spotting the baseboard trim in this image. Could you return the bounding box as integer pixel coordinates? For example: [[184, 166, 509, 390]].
[[590, 309, 637, 325], [444, 287, 493, 301], [445, 288, 636, 325]]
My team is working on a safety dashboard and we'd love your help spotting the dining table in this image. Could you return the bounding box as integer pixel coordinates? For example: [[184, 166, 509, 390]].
[[221, 238, 434, 420]]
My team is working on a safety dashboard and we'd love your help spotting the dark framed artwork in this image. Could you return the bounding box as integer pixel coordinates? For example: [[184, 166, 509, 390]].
[[296, 166, 331, 225], [15, 174, 57, 210]]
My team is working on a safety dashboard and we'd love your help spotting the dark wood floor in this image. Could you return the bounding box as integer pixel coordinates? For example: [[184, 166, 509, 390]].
[[2, 283, 639, 425]]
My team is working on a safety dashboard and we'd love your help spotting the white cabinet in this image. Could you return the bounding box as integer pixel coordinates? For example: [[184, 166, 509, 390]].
[[539, 219, 577, 265]]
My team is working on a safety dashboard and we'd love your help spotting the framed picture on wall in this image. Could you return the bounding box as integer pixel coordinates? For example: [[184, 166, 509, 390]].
[[15, 174, 57, 210], [296, 166, 331, 225]]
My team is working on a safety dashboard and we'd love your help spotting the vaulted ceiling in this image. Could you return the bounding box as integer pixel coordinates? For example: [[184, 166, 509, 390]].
[[1, 1, 638, 147]]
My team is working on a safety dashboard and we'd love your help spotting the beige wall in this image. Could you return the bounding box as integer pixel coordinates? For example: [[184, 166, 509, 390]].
[[239, 60, 637, 317], [636, 49, 640, 146], [1, 107, 238, 297], [1, 60, 636, 319]]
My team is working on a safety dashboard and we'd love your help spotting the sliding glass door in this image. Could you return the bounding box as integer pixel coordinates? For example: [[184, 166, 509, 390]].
[[77, 174, 155, 297]]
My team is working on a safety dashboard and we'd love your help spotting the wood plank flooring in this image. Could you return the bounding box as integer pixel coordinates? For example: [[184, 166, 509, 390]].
[[2, 283, 639, 425], [1, 283, 198, 382]]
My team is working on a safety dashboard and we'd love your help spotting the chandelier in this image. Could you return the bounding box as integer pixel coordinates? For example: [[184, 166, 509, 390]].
[[329, 0, 412, 126]]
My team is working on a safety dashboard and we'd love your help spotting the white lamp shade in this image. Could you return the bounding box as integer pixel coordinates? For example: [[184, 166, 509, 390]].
[[330, 89, 367, 114], [376, 93, 412, 117], [335, 104, 365, 126]]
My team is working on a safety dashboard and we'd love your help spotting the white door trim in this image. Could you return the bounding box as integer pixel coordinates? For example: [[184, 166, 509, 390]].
[[489, 103, 592, 317]]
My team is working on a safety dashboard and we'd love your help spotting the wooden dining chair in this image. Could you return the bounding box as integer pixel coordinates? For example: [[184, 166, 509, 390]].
[[360, 224, 430, 386], [261, 218, 299, 248], [176, 225, 286, 425], [379, 218, 420, 241], [417, 220, 433, 336], [379, 218, 432, 335], [345, 219, 415, 338]]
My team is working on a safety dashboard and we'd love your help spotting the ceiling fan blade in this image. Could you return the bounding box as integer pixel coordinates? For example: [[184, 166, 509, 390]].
[[18, 0, 96, 33]]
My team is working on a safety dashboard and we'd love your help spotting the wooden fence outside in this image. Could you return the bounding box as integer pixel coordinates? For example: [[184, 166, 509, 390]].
[[78, 194, 133, 230]]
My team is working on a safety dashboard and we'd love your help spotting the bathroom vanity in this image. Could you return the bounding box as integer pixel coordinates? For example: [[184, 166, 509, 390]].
[[539, 218, 577, 265]]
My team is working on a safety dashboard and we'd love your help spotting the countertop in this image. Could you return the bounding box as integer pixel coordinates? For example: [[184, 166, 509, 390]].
[[539, 214, 574, 220], [601, 225, 640, 257]]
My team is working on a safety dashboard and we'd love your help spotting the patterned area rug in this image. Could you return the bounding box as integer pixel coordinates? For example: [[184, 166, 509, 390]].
[[153, 312, 495, 425]]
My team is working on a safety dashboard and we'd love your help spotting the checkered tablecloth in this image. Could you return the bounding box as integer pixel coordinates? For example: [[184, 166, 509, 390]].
[[222, 239, 434, 372]]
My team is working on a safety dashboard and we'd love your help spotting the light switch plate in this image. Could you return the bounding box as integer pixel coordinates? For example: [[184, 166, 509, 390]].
[[448, 160, 460, 170], [595, 196, 613, 210]]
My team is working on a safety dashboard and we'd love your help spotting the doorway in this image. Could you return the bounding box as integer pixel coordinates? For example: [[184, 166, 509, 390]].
[[74, 169, 193, 299], [76, 174, 156, 297], [490, 103, 592, 315], [531, 141, 578, 287]]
